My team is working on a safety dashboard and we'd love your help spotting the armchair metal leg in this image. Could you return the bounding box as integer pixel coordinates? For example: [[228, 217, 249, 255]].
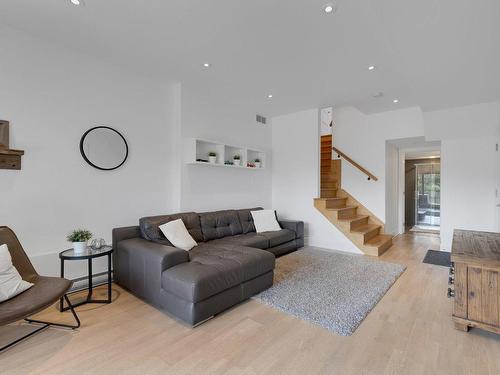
[[0, 295, 81, 353], [25, 295, 81, 329]]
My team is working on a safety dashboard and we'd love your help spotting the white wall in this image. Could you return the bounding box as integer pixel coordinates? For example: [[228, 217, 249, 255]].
[[440, 136, 498, 250], [179, 82, 272, 212], [332, 106, 425, 221], [0, 25, 177, 278], [424, 102, 500, 141], [384, 142, 400, 234], [424, 102, 500, 251], [272, 109, 359, 252]]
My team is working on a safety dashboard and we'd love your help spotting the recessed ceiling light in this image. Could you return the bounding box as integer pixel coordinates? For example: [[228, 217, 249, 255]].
[[393, 99, 399, 103], [70, 0, 81, 5], [268, 94, 273, 98], [203, 63, 210, 68], [368, 65, 376, 71], [324, 3, 337, 14]]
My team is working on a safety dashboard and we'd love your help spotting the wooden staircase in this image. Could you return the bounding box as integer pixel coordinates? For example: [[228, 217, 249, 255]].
[[320, 134, 340, 198], [315, 134, 393, 256]]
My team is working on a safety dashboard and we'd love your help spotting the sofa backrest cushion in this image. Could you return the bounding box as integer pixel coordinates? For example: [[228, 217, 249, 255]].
[[199, 210, 243, 241], [236, 207, 263, 234], [139, 212, 203, 245]]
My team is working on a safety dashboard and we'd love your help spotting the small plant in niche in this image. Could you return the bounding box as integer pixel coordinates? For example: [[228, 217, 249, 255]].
[[208, 152, 217, 164], [233, 154, 241, 166], [254, 158, 261, 168], [67, 229, 93, 254]]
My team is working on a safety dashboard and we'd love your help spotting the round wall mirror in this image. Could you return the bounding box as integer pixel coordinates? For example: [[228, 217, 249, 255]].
[[80, 126, 128, 171]]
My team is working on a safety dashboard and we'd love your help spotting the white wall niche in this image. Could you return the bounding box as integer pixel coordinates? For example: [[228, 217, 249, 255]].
[[185, 138, 266, 170]]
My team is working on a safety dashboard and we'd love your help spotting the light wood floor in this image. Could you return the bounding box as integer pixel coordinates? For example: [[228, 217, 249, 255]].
[[1, 233, 500, 374]]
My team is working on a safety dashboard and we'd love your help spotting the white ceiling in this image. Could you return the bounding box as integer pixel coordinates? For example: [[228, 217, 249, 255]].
[[1, 0, 499, 117]]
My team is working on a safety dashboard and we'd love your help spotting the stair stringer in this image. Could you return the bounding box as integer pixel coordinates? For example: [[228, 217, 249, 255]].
[[313, 189, 393, 256]]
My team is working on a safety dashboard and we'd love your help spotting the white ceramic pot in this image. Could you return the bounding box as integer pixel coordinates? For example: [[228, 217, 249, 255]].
[[208, 156, 217, 163], [73, 241, 87, 254], [255, 162, 261, 168], [233, 159, 241, 166]]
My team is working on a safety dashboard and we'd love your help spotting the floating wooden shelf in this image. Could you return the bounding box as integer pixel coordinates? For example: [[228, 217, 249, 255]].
[[0, 120, 25, 170], [0, 148, 24, 170]]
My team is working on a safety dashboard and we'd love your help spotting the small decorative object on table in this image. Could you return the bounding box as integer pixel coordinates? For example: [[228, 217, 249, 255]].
[[66, 229, 92, 254], [91, 238, 106, 250], [254, 158, 261, 168], [233, 154, 241, 166], [208, 152, 217, 163]]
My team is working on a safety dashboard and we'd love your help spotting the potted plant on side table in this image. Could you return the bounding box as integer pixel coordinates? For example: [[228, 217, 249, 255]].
[[67, 229, 93, 254], [254, 158, 261, 168], [233, 154, 241, 166]]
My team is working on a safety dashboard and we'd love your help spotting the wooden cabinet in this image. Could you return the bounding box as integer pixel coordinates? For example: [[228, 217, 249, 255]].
[[451, 230, 500, 333]]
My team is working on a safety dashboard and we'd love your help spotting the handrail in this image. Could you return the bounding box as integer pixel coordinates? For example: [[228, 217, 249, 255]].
[[332, 146, 378, 181]]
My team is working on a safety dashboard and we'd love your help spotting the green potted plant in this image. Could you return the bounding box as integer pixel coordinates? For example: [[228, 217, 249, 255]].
[[208, 151, 217, 164], [67, 229, 93, 254], [233, 154, 241, 166], [254, 158, 261, 168]]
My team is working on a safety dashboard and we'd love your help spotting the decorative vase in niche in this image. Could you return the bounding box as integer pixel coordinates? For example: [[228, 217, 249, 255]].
[[73, 241, 87, 254], [233, 159, 241, 166], [255, 162, 261, 168], [91, 238, 106, 250], [208, 155, 217, 163]]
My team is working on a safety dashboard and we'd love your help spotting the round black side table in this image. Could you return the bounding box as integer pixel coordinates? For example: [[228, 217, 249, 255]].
[[59, 246, 113, 312]]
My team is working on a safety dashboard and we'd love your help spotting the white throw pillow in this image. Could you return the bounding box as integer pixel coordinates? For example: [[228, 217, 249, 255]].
[[0, 244, 34, 303], [159, 219, 198, 251], [251, 210, 282, 233]]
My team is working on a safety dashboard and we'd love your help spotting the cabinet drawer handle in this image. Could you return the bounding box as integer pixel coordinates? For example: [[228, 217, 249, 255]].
[[447, 288, 455, 298]]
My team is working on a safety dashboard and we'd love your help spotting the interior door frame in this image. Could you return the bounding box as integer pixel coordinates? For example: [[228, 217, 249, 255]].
[[414, 161, 441, 228], [397, 146, 441, 235]]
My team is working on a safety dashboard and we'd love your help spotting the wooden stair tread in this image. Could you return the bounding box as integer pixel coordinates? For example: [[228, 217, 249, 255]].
[[326, 205, 357, 212], [324, 197, 346, 203], [351, 224, 380, 234], [339, 214, 369, 223], [365, 234, 393, 247]]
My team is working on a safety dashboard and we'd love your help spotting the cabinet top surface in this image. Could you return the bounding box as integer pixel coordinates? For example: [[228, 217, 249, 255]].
[[451, 230, 500, 266]]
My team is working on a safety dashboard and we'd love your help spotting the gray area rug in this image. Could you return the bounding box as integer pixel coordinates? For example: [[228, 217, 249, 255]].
[[253, 248, 406, 336]]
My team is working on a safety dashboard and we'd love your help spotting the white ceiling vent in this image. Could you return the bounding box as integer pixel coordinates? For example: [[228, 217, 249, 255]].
[[256, 114, 267, 125]]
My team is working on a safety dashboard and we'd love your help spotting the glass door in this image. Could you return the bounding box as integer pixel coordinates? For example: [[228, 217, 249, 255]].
[[415, 162, 441, 229]]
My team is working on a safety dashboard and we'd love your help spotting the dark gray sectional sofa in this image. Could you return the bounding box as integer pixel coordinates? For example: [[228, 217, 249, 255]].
[[112, 208, 304, 325]]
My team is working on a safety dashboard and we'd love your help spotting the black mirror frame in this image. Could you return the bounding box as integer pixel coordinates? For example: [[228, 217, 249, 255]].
[[79, 126, 129, 171]]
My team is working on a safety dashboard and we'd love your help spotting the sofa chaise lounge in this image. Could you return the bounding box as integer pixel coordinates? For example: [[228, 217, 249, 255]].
[[112, 208, 304, 325]]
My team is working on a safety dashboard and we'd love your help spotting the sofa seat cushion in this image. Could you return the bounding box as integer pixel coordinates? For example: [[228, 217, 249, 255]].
[[206, 233, 269, 249], [260, 229, 295, 247], [161, 245, 275, 303]]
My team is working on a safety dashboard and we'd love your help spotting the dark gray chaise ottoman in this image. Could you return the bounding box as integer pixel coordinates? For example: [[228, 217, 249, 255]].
[[112, 208, 304, 325]]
